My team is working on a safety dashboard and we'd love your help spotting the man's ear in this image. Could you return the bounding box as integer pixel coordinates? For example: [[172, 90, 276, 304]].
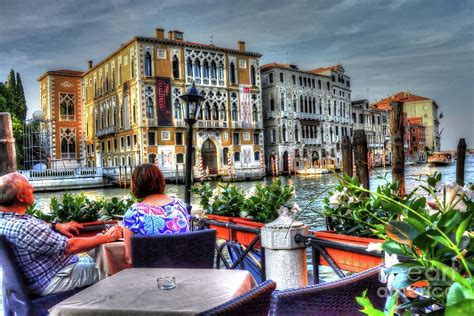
[[16, 191, 24, 203]]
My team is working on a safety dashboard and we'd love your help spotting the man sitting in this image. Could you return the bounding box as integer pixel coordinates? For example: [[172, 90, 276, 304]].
[[0, 172, 122, 296]]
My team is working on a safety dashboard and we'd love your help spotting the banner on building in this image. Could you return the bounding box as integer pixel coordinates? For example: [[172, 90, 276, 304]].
[[239, 85, 251, 128], [156, 78, 172, 126]]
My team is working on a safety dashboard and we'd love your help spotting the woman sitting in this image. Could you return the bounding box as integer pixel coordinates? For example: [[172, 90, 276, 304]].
[[123, 163, 190, 265]]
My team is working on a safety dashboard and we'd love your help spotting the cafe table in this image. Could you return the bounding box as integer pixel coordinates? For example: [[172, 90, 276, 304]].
[[88, 241, 128, 278], [49, 268, 257, 315]]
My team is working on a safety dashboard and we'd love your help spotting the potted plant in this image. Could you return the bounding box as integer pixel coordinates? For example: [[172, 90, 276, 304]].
[[192, 179, 294, 246], [313, 175, 407, 272], [357, 173, 474, 315]]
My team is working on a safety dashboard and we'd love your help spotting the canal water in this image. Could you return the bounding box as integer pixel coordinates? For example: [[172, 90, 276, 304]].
[[35, 157, 474, 230]]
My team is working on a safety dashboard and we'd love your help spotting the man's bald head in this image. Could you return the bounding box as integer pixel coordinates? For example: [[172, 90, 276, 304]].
[[0, 173, 29, 206]]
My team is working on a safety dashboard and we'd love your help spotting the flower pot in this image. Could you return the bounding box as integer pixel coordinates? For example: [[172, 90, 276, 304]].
[[76, 220, 118, 238], [312, 231, 383, 272], [232, 218, 264, 248], [206, 214, 233, 240]]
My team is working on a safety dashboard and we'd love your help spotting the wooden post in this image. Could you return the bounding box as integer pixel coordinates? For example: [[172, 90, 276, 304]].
[[341, 135, 353, 177], [353, 130, 369, 190], [390, 101, 405, 196], [0, 113, 17, 176], [456, 138, 466, 187]]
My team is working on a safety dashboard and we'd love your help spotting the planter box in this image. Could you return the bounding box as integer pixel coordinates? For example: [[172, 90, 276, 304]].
[[232, 218, 264, 248], [312, 231, 383, 272], [77, 220, 118, 238], [207, 214, 233, 240]]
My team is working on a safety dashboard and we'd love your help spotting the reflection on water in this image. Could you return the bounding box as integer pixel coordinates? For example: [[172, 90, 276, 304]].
[[35, 157, 474, 230]]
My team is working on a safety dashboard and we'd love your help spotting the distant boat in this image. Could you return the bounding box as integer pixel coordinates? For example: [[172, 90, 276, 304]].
[[428, 152, 454, 166], [296, 168, 329, 175]]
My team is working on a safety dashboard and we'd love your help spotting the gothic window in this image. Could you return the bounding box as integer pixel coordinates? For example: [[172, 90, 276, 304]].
[[174, 99, 182, 119], [145, 87, 154, 118], [148, 153, 156, 164], [270, 96, 274, 111], [254, 151, 260, 161], [172, 55, 180, 79], [212, 102, 218, 120], [304, 97, 308, 113], [106, 105, 110, 127], [232, 103, 238, 121], [280, 93, 285, 111], [119, 64, 122, 85], [203, 60, 210, 79], [313, 97, 316, 113], [94, 110, 98, 132], [219, 104, 226, 121], [328, 100, 331, 115], [144, 52, 152, 77], [59, 93, 75, 121], [250, 65, 256, 86], [293, 95, 297, 111], [334, 100, 337, 116], [204, 103, 211, 120], [94, 79, 97, 97], [194, 59, 201, 78], [112, 68, 115, 89], [112, 99, 116, 126], [210, 61, 217, 79], [282, 124, 287, 142], [272, 129, 276, 143], [218, 62, 224, 80], [319, 99, 322, 114], [300, 96, 303, 112], [187, 58, 193, 77], [295, 126, 299, 142], [131, 54, 135, 78], [308, 97, 312, 113], [229, 62, 236, 84], [60, 128, 76, 159], [105, 74, 109, 92]]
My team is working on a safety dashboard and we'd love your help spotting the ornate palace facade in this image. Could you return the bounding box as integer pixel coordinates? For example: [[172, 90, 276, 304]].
[[261, 63, 352, 172], [40, 28, 264, 178]]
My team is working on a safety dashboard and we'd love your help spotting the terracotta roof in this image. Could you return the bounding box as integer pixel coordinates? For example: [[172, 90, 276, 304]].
[[372, 92, 432, 110], [37, 69, 83, 81], [309, 64, 342, 74], [260, 63, 330, 77]]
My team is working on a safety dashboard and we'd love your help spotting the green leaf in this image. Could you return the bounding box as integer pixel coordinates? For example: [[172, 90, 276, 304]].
[[447, 282, 474, 306], [405, 217, 425, 233], [445, 299, 474, 315], [356, 290, 386, 316], [429, 261, 471, 290], [427, 233, 452, 248], [438, 210, 461, 232], [382, 240, 409, 256], [385, 221, 419, 246], [456, 218, 470, 244]]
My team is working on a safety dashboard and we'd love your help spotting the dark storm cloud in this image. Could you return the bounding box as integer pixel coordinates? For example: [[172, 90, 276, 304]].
[[0, 0, 472, 149]]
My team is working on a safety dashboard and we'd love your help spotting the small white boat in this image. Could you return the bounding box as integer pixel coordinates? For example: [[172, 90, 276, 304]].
[[296, 168, 329, 175], [428, 152, 454, 166]]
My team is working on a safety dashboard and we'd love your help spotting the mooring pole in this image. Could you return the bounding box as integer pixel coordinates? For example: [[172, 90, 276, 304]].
[[0, 113, 17, 176], [390, 101, 405, 196], [341, 135, 353, 177], [353, 130, 369, 190], [456, 138, 466, 187]]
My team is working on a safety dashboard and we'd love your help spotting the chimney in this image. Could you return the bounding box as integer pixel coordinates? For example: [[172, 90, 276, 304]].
[[155, 28, 165, 40], [169, 30, 184, 41], [88, 60, 93, 69], [237, 40, 246, 51]]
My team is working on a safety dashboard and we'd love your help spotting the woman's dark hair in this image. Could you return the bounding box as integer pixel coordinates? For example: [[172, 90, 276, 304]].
[[130, 163, 166, 198]]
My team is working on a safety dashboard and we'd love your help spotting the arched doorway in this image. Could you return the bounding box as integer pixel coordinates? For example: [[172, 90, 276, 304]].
[[201, 139, 218, 175], [283, 151, 289, 174]]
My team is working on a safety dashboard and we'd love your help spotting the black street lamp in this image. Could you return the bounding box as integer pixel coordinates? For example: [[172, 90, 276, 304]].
[[179, 83, 204, 210]]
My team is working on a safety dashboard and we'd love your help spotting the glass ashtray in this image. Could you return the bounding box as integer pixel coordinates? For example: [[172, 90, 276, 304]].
[[157, 276, 176, 290]]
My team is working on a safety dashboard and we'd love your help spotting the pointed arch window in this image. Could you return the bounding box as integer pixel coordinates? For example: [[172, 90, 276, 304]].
[[319, 98, 323, 114], [204, 103, 211, 120], [174, 99, 182, 119], [250, 65, 256, 86], [187, 58, 193, 77], [271, 129, 276, 143], [300, 96, 303, 112], [218, 62, 224, 81], [252, 103, 258, 122], [328, 100, 331, 115], [145, 87, 154, 118], [210, 61, 217, 79], [308, 97, 312, 113], [232, 103, 238, 121], [172, 55, 180, 79], [60, 128, 76, 159], [282, 124, 287, 142], [280, 93, 285, 111], [295, 126, 299, 142], [203, 60, 210, 79], [105, 74, 109, 92], [212, 102, 218, 120], [304, 97, 308, 113], [229, 62, 236, 84], [219, 104, 226, 121], [118, 64, 122, 85], [59, 93, 75, 121], [112, 68, 115, 89], [270, 96, 275, 111], [194, 59, 201, 78]]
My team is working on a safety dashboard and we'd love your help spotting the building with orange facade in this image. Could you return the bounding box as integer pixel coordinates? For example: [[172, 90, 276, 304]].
[[39, 28, 264, 179], [405, 117, 426, 162], [372, 92, 441, 151], [37, 70, 84, 168]]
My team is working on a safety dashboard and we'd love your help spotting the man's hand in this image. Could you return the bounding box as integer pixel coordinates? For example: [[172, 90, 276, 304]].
[[55, 221, 83, 238], [103, 226, 123, 242]]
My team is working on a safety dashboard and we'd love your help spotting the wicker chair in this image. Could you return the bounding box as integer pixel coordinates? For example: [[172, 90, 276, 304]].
[[131, 229, 216, 268], [269, 265, 385, 316], [0, 236, 84, 316], [197, 280, 277, 316]]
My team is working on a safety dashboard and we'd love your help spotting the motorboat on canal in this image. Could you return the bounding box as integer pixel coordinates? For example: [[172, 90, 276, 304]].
[[296, 168, 329, 175], [428, 152, 454, 166]]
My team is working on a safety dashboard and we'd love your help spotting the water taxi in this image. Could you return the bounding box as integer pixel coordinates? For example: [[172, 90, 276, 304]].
[[427, 152, 454, 166]]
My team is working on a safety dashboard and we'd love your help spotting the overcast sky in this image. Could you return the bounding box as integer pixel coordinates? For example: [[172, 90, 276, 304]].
[[0, 0, 472, 150]]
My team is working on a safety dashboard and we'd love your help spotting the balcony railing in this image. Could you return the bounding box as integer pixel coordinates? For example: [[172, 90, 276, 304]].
[[303, 138, 321, 145], [196, 120, 227, 129], [96, 126, 117, 137], [174, 119, 186, 128]]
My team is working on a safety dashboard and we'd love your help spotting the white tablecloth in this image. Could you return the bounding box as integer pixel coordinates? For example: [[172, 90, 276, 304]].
[[50, 268, 257, 315]]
